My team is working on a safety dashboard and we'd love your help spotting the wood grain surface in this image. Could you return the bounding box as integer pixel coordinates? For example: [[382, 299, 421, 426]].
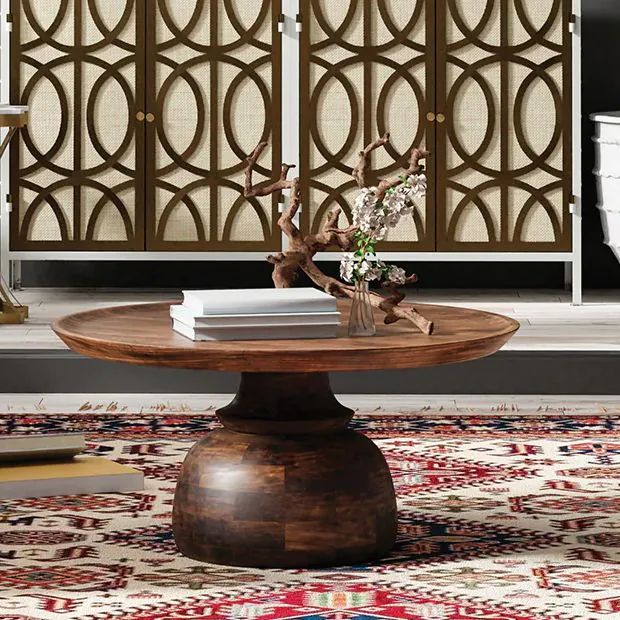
[[173, 372, 397, 568], [53, 301, 519, 373]]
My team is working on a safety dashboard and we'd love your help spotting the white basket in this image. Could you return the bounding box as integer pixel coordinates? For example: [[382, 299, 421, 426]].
[[591, 111, 620, 264]]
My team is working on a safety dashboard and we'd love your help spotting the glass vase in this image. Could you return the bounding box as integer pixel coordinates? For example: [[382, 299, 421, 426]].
[[348, 280, 376, 337]]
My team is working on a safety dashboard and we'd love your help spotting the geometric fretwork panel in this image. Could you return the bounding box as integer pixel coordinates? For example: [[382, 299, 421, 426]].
[[436, 0, 572, 251], [300, 0, 435, 250], [10, 0, 143, 250], [147, 0, 282, 251]]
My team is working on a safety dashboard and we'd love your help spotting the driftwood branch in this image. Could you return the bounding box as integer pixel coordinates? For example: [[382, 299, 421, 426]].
[[376, 147, 429, 199], [245, 142, 297, 198], [244, 138, 434, 335], [352, 132, 391, 188], [352, 131, 430, 200]]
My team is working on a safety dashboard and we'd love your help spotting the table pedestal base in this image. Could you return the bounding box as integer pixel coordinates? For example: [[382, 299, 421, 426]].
[[172, 372, 397, 568]]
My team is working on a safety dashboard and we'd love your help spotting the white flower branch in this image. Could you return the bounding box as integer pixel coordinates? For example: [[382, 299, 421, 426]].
[[243, 136, 434, 335]]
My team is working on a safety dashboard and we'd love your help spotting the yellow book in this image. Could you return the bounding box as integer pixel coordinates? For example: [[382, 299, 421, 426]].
[[0, 457, 144, 500]]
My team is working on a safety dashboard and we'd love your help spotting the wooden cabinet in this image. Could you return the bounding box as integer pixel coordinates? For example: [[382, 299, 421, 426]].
[[10, 0, 282, 252], [9, 0, 574, 256], [145, 1, 282, 251], [301, 0, 573, 253], [435, 0, 572, 251], [10, 0, 145, 250], [300, 0, 435, 250]]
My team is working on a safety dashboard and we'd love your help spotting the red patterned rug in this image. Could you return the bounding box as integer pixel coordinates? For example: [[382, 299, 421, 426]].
[[1, 412, 620, 619]]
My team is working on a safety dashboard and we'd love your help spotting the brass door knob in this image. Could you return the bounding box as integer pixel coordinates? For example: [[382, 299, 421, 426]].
[[136, 111, 145, 122], [436, 113, 446, 123], [146, 113, 155, 123], [426, 112, 436, 122]]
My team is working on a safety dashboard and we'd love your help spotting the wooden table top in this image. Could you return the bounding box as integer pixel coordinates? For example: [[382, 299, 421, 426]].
[[53, 301, 519, 373]]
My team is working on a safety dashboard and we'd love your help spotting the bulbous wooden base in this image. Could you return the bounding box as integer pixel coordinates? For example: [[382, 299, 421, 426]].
[[172, 372, 397, 568]]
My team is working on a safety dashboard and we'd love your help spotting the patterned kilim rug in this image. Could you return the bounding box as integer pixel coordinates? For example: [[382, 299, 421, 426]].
[[1, 410, 620, 619]]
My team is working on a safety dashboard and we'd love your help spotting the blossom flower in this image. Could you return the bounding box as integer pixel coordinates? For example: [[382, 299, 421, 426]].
[[407, 173, 427, 198], [386, 265, 407, 286], [340, 253, 385, 284], [343, 170, 427, 284], [340, 253, 356, 283]]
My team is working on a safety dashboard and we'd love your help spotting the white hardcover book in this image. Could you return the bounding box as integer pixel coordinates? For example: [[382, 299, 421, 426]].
[[170, 305, 341, 328], [0, 433, 86, 463], [181, 288, 337, 316], [172, 319, 339, 341]]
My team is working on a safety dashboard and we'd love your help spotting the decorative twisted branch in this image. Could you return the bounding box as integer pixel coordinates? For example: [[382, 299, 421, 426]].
[[244, 139, 433, 335], [353, 131, 430, 199]]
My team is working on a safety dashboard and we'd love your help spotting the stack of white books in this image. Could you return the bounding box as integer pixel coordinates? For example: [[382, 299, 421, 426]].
[[171, 288, 341, 341]]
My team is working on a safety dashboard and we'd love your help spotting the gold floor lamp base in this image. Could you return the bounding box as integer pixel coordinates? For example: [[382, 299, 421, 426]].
[[0, 108, 29, 325], [0, 297, 28, 325]]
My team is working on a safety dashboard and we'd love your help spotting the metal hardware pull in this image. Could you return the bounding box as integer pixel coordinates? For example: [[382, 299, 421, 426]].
[[136, 111, 145, 122], [426, 112, 436, 122], [146, 113, 155, 123], [436, 113, 446, 123]]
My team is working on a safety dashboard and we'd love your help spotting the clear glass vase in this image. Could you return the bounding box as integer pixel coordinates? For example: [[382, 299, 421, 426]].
[[348, 280, 376, 337]]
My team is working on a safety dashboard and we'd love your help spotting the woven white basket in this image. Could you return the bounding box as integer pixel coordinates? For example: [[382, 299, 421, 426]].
[[592, 111, 620, 264]]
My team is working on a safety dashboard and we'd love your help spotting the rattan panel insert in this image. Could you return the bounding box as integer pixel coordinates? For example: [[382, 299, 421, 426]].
[[436, 0, 572, 251], [146, 0, 282, 251], [300, 0, 435, 250], [10, 0, 144, 250]]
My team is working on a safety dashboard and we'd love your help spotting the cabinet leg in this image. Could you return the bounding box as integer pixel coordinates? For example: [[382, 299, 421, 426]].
[[10, 260, 22, 291], [563, 261, 572, 291]]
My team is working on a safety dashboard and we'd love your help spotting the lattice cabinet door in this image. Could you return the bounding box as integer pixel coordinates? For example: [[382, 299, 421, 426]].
[[300, 0, 436, 250], [10, 0, 145, 250], [146, 1, 282, 251], [436, 0, 572, 251]]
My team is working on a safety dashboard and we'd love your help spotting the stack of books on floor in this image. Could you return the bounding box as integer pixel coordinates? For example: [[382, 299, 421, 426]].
[[0, 434, 143, 500], [171, 287, 341, 341]]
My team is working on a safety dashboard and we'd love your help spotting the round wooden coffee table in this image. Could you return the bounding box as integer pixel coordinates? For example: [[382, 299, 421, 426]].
[[54, 301, 518, 568]]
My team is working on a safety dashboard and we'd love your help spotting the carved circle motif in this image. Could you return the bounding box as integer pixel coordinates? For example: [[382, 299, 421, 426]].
[[154, 0, 278, 247], [16, 0, 137, 245], [443, 0, 568, 246], [303, 0, 429, 245], [15, 0, 279, 249]]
